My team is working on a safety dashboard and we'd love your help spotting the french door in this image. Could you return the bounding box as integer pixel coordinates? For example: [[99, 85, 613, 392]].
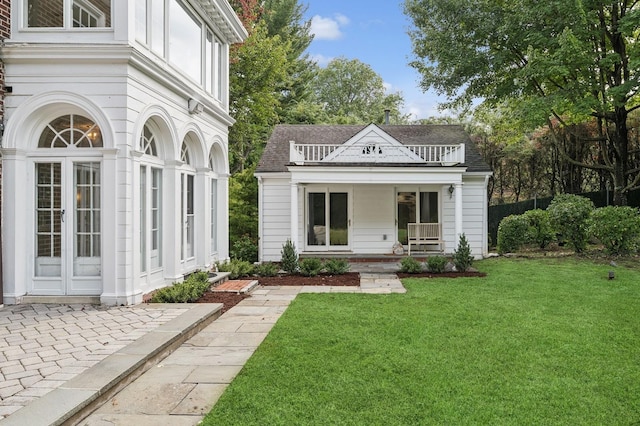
[[397, 191, 439, 245], [33, 160, 102, 295], [307, 190, 350, 251]]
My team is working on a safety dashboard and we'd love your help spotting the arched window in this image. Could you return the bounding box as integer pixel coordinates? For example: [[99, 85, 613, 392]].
[[140, 124, 158, 156], [181, 142, 191, 165], [139, 122, 163, 274], [38, 115, 103, 148], [180, 141, 195, 260]]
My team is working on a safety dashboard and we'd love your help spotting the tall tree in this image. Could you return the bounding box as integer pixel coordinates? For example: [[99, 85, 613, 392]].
[[228, 22, 288, 173], [313, 57, 409, 124], [405, 0, 640, 205], [261, 0, 317, 123]]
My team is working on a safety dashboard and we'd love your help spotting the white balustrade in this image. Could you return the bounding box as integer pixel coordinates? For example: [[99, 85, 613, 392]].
[[289, 142, 465, 165]]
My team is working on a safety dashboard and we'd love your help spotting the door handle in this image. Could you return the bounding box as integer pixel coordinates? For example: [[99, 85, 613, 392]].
[[60, 209, 66, 223]]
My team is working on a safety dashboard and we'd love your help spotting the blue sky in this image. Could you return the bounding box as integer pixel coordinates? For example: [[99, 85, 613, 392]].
[[303, 1, 445, 121]]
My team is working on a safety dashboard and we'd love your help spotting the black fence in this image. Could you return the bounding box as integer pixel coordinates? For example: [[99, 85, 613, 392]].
[[488, 189, 640, 246]]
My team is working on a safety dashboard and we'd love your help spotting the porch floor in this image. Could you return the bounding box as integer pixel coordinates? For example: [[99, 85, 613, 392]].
[[299, 252, 444, 262]]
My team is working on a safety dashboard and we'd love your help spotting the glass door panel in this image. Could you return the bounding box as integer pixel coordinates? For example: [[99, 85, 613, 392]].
[[329, 193, 348, 246], [397, 192, 416, 245], [151, 168, 162, 268], [420, 192, 439, 223], [35, 163, 63, 277], [74, 163, 101, 277], [307, 193, 326, 246]]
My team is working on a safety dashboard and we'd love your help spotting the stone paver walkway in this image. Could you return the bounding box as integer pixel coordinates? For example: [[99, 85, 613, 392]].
[[1, 269, 406, 424], [0, 304, 190, 419]]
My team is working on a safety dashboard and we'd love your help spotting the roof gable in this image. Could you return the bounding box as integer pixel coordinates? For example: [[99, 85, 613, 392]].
[[322, 124, 424, 163], [256, 124, 493, 174]]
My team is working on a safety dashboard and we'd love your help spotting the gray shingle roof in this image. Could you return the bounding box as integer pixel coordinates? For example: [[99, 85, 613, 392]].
[[255, 124, 492, 173]]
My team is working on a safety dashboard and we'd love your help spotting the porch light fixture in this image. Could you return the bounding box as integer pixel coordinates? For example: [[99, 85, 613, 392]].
[[448, 184, 455, 199]]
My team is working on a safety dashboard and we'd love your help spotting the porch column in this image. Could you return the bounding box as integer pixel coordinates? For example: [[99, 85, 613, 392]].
[[1, 148, 27, 303], [219, 174, 230, 261], [100, 149, 120, 304], [454, 182, 463, 246], [290, 182, 299, 251]]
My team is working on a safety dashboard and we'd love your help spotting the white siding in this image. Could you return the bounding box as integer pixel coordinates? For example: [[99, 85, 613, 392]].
[[351, 185, 397, 254], [258, 176, 489, 260], [260, 177, 292, 261], [461, 177, 488, 257]]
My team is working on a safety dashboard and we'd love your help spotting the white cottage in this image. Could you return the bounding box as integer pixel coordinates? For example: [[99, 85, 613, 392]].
[[255, 124, 493, 261], [0, 1, 247, 305]]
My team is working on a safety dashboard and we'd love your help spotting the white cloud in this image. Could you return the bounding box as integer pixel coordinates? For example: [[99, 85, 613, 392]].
[[335, 13, 350, 26], [310, 14, 350, 40], [310, 53, 334, 67]]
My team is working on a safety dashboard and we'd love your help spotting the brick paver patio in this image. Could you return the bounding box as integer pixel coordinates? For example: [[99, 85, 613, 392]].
[[0, 303, 189, 418]]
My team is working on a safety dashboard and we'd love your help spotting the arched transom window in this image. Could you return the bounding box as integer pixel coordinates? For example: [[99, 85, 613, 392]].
[[181, 142, 191, 165], [38, 115, 103, 148], [140, 124, 158, 156]]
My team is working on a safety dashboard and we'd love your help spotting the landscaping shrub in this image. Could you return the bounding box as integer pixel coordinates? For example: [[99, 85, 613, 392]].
[[399, 256, 423, 274], [497, 214, 530, 254], [522, 209, 555, 249], [426, 255, 447, 273], [323, 258, 350, 275], [547, 194, 595, 253], [299, 258, 324, 277], [588, 206, 640, 255], [216, 259, 253, 279], [150, 271, 210, 303], [453, 233, 474, 272], [254, 262, 279, 277], [280, 239, 299, 274], [230, 234, 258, 263]]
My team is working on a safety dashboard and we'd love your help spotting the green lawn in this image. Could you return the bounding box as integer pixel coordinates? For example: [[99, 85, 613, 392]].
[[204, 258, 640, 425]]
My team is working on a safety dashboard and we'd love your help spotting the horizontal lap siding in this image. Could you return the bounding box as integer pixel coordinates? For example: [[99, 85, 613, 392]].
[[461, 178, 487, 256], [351, 186, 396, 254], [261, 178, 291, 261]]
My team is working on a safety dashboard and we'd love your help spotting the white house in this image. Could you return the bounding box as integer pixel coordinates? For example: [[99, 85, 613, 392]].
[[255, 124, 493, 261], [0, 1, 247, 305]]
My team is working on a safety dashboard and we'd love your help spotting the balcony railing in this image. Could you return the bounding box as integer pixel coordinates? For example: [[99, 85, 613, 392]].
[[289, 142, 465, 166]]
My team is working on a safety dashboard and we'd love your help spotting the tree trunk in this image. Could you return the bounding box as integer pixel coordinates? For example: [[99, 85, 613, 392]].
[[611, 106, 630, 206]]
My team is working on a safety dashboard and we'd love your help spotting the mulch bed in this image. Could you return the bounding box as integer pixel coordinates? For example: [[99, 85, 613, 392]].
[[257, 272, 361, 286], [194, 273, 360, 311]]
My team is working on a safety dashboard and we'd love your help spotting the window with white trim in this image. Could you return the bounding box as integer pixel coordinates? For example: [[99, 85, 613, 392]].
[[139, 123, 163, 273], [180, 142, 195, 260], [25, 0, 111, 28], [135, 0, 226, 99]]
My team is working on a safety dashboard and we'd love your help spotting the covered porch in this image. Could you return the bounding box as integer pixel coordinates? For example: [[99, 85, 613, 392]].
[[285, 168, 465, 257]]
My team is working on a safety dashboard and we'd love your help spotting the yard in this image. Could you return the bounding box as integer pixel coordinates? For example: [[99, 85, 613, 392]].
[[204, 257, 640, 425]]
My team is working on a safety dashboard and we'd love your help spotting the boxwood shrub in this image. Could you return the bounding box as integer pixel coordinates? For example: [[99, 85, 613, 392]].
[[588, 206, 640, 255], [497, 214, 530, 254], [399, 256, 423, 274], [547, 194, 594, 253]]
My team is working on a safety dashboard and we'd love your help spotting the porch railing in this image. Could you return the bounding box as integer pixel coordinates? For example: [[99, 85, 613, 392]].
[[289, 141, 465, 165]]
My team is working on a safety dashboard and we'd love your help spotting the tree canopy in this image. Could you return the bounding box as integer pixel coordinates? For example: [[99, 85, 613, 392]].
[[405, 0, 640, 204], [312, 57, 409, 124]]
